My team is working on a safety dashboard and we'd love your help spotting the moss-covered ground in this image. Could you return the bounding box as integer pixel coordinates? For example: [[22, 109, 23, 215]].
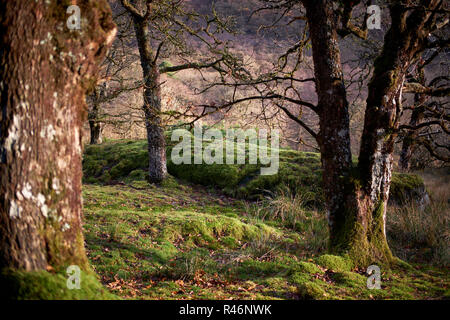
[[79, 141, 449, 299], [83, 139, 425, 205], [82, 182, 448, 300]]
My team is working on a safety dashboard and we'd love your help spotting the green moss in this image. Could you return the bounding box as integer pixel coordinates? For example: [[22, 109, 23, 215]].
[[236, 260, 288, 279], [159, 61, 176, 78], [296, 281, 326, 300], [77, 177, 450, 300], [77, 140, 449, 300], [332, 271, 366, 288], [315, 254, 353, 272], [0, 268, 117, 300], [295, 261, 323, 274], [390, 173, 426, 204], [222, 236, 239, 248], [82, 139, 421, 206], [290, 271, 311, 286]]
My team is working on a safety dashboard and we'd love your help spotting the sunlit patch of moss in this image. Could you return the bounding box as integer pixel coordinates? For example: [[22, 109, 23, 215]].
[[83, 139, 425, 206], [332, 271, 366, 288], [390, 173, 426, 204], [295, 261, 323, 274], [79, 146, 448, 300], [315, 254, 353, 272], [0, 268, 117, 300], [296, 281, 327, 300]]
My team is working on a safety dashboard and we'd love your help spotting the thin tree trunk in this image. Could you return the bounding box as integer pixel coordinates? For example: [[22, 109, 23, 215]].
[[399, 105, 425, 171], [133, 16, 167, 183], [399, 67, 426, 171], [88, 85, 107, 145], [0, 0, 115, 271], [89, 102, 103, 145]]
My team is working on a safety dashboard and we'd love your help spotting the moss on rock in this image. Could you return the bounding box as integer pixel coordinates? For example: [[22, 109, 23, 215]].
[[390, 173, 427, 205]]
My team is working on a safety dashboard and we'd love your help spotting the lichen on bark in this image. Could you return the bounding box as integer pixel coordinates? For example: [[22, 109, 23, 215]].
[[0, 0, 116, 280]]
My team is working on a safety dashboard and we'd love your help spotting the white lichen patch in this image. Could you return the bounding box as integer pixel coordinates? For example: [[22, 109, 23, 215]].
[[52, 178, 61, 194], [41, 204, 49, 218], [36, 193, 48, 218], [57, 158, 67, 170], [53, 92, 58, 108], [4, 114, 21, 153], [105, 27, 118, 46], [62, 223, 71, 232], [40, 125, 57, 141], [74, 128, 81, 154], [21, 183, 33, 200], [9, 200, 22, 218], [39, 32, 53, 45], [16, 191, 24, 201]]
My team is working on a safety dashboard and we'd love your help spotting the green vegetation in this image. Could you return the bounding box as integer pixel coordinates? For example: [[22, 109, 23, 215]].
[[80, 179, 448, 300], [83, 139, 426, 206], [390, 173, 427, 204], [76, 140, 449, 299], [387, 174, 450, 266], [0, 268, 117, 300]]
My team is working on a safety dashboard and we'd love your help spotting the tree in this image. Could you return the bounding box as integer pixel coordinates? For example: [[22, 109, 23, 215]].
[[86, 2, 146, 145], [86, 49, 140, 145], [198, 0, 447, 266], [399, 46, 449, 170], [292, 0, 447, 265], [0, 0, 116, 272], [119, 0, 235, 183], [88, 84, 108, 145]]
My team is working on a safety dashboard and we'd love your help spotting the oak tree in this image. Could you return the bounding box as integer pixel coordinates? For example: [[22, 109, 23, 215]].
[[0, 0, 116, 272]]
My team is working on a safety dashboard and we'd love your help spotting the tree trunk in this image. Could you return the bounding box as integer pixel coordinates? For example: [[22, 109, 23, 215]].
[[89, 103, 103, 145], [356, 2, 439, 264], [399, 104, 425, 171], [399, 67, 426, 171], [0, 0, 116, 271], [133, 16, 167, 183], [88, 86, 106, 145], [303, 0, 359, 259], [304, 0, 440, 266]]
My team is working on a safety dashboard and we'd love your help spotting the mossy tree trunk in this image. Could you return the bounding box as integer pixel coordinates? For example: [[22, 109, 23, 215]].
[[0, 0, 116, 271], [121, 1, 168, 183], [88, 86, 105, 145], [399, 65, 427, 171], [303, 0, 442, 266], [302, 0, 358, 258], [133, 16, 168, 183]]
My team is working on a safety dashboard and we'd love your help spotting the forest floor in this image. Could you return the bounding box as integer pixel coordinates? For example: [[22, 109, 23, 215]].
[[82, 177, 449, 300]]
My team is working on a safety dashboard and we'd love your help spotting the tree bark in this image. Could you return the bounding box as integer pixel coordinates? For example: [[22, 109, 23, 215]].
[[303, 0, 359, 258], [399, 67, 427, 171], [0, 0, 116, 271], [89, 112, 103, 145], [88, 87, 105, 145], [133, 15, 167, 184]]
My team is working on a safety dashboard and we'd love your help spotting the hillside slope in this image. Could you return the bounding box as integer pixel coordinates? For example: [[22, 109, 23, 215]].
[[80, 151, 449, 299]]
